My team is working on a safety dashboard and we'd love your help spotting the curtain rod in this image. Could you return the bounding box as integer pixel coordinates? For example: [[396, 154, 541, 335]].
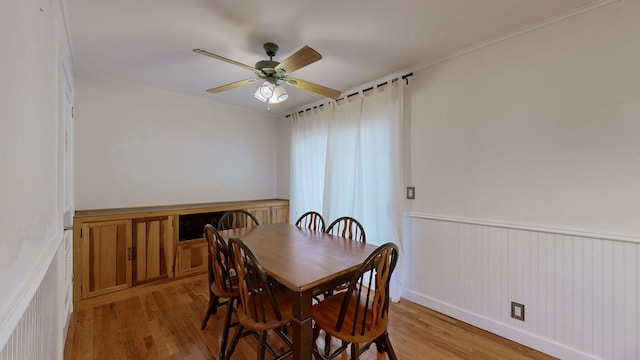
[[340, 72, 413, 101], [286, 72, 413, 118]]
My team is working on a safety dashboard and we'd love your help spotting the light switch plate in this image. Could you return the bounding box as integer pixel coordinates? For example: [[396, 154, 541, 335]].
[[407, 187, 415, 199]]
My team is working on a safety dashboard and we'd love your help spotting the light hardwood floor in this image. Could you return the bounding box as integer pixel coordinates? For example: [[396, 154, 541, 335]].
[[64, 274, 556, 359]]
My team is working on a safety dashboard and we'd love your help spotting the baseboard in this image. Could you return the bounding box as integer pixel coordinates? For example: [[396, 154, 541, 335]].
[[401, 289, 604, 360]]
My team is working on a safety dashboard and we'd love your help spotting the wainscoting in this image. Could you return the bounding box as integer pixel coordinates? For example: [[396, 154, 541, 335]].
[[0, 236, 70, 360], [403, 213, 639, 360]]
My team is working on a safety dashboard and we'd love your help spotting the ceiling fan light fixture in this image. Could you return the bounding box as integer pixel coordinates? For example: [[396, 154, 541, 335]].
[[254, 82, 288, 105], [254, 88, 267, 102], [273, 84, 288, 103], [257, 81, 274, 98]]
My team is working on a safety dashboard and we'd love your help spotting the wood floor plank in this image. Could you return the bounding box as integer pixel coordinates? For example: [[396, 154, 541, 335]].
[[64, 274, 556, 359]]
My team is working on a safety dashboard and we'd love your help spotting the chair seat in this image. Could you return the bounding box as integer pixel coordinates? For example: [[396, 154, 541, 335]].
[[236, 285, 293, 332], [312, 292, 388, 344], [211, 275, 240, 299]]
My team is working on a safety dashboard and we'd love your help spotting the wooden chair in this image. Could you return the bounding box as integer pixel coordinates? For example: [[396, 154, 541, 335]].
[[325, 216, 366, 243], [321, 216, 368, 353], [226, 237, 293, 360], [295, 211, 326, 232], [311, 242, 399, 360], [217, 209, 260, 230], [201, 224, 240, 360], [201, 224, 222, 329], [324, 216, 366, 295]]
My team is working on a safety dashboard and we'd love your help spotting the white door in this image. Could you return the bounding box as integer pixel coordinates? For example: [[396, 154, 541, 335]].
[[57, 44, 74, 351]]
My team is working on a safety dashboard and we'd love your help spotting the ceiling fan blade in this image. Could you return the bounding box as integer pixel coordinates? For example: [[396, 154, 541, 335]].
[[274, 46, 322, 75], [206, 78, 259, 93], [285, 78, 341, 99], [193, 49, 262, 74]]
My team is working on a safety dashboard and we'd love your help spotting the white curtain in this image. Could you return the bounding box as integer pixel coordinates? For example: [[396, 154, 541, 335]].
[[290, 80, 404, 300], [289, 104, 332, 221]]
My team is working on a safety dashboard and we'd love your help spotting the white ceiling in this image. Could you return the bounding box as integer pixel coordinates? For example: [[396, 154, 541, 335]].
[[65, 0, 607, 117]]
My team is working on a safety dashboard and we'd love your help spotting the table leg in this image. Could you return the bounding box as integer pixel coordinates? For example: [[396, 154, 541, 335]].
[[291, 289, 314, 359]]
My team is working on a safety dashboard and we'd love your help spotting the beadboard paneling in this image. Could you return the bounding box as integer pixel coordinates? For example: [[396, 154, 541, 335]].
[[403, 214, 639, 360], [0, 251, 63, 360]]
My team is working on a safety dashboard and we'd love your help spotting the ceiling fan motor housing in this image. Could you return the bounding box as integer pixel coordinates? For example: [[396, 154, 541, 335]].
[[255, 60, 280, 74], [255, 59, 287, 82], [256, 43, 283, 78], [263, 42, 279, 58]]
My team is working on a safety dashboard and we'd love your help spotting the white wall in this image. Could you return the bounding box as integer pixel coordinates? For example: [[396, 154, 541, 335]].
[[409, 0, 640, 236], [404, 1, 640, 359], [0, 0, 73, 356], [74, 76, 279, 210]]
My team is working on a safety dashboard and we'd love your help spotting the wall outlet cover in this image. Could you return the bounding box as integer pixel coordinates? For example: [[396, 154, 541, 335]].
[[511, 301, 525, 321]]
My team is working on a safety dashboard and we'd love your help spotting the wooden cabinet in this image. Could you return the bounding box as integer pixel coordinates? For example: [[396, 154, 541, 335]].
[[271, 204, 289, 224], [132, 216, 174, 285], [74, 199, 288, 307], [247, 203, 289, 225], [78, 216, 175, 298], [80, 220, 132, 298], [175, 241, 208, 277], [173, 202, 289, 277], [248, 206, 271, 225]]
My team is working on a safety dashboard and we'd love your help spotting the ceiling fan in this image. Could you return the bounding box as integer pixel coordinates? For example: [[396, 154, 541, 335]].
[[193, 43, 341, 108]]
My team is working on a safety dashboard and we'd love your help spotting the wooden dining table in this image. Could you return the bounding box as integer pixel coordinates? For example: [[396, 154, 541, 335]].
[[220, 222, 378, 359]]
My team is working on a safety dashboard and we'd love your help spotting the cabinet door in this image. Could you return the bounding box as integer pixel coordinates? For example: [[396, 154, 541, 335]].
[[175, 240, 208, 277], [81, 220, 132, 298], [248, 207, 271, 225], [271, 205, 289, 224], [133, 216, 174, 285]]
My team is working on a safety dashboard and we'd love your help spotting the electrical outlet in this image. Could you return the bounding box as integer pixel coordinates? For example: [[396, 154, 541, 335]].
[[406, 187, 415, 199], [511, 301, 525, 321]]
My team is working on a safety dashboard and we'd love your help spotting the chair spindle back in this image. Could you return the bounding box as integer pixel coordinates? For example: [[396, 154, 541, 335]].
[[295, 211, 326, 232], [217, 209, 260, 230], [326, 216, 366, 243], [229, 237, 286, 325], [204, 224, 236, 296], [337, 242, 398, 336]]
